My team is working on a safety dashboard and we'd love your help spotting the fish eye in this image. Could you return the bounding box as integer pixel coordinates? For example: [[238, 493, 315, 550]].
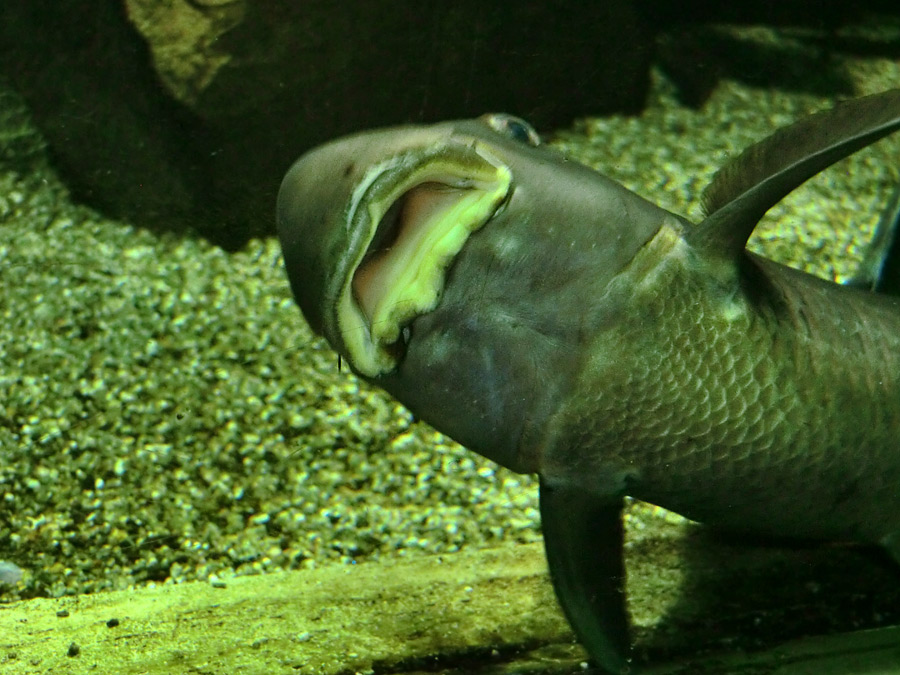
[[480, 113, 541, 147]]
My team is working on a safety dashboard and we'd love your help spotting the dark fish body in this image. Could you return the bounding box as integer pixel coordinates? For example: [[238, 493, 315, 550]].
[[549, 235, 900, 544], [277, 92, 900, 673]]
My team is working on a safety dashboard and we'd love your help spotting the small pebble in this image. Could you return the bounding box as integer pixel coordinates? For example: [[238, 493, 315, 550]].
[[0, 561, 23, 585]]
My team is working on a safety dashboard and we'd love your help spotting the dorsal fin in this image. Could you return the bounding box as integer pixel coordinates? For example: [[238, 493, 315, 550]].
[[688, 89, 900, 259]]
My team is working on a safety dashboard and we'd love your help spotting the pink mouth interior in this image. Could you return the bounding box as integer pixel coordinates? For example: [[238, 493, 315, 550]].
[[352, 181, 466, 324]]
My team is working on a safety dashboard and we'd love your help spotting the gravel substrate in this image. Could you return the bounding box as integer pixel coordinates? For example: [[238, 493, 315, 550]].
[[1, 26, 899, 603]]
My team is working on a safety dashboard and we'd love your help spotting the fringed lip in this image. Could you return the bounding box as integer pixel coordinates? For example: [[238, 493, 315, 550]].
[[333, 142, 512, 377]]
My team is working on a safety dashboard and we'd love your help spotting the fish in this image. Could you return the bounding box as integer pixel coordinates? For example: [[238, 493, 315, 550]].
[[276, 90, 900, 674]]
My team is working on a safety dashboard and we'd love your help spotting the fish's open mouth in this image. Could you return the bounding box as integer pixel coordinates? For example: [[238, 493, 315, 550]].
[[334, 143, 512, 377]]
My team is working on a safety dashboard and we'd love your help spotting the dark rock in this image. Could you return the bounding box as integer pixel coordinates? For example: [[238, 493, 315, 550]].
[[0, 1, 652, 249], [0, 1, 211, 232]]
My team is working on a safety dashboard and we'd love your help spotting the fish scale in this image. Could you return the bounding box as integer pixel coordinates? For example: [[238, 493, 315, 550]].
[[560, 245, 900, 542]]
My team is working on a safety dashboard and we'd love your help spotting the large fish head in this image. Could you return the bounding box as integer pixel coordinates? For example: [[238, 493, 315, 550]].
[[277, 115, 670, 473]]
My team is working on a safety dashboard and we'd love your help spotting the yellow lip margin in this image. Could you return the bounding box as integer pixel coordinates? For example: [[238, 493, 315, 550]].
[[335, 142, 512, 377]]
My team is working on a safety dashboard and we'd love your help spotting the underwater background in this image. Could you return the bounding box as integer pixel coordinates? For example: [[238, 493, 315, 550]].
[[1, 7, 900, 674]]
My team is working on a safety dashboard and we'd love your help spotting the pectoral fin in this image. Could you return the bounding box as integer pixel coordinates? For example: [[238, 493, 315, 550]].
[[539, 481, 631, 674], [843, 184, 900, 292], [870, 185, 900, 295]]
